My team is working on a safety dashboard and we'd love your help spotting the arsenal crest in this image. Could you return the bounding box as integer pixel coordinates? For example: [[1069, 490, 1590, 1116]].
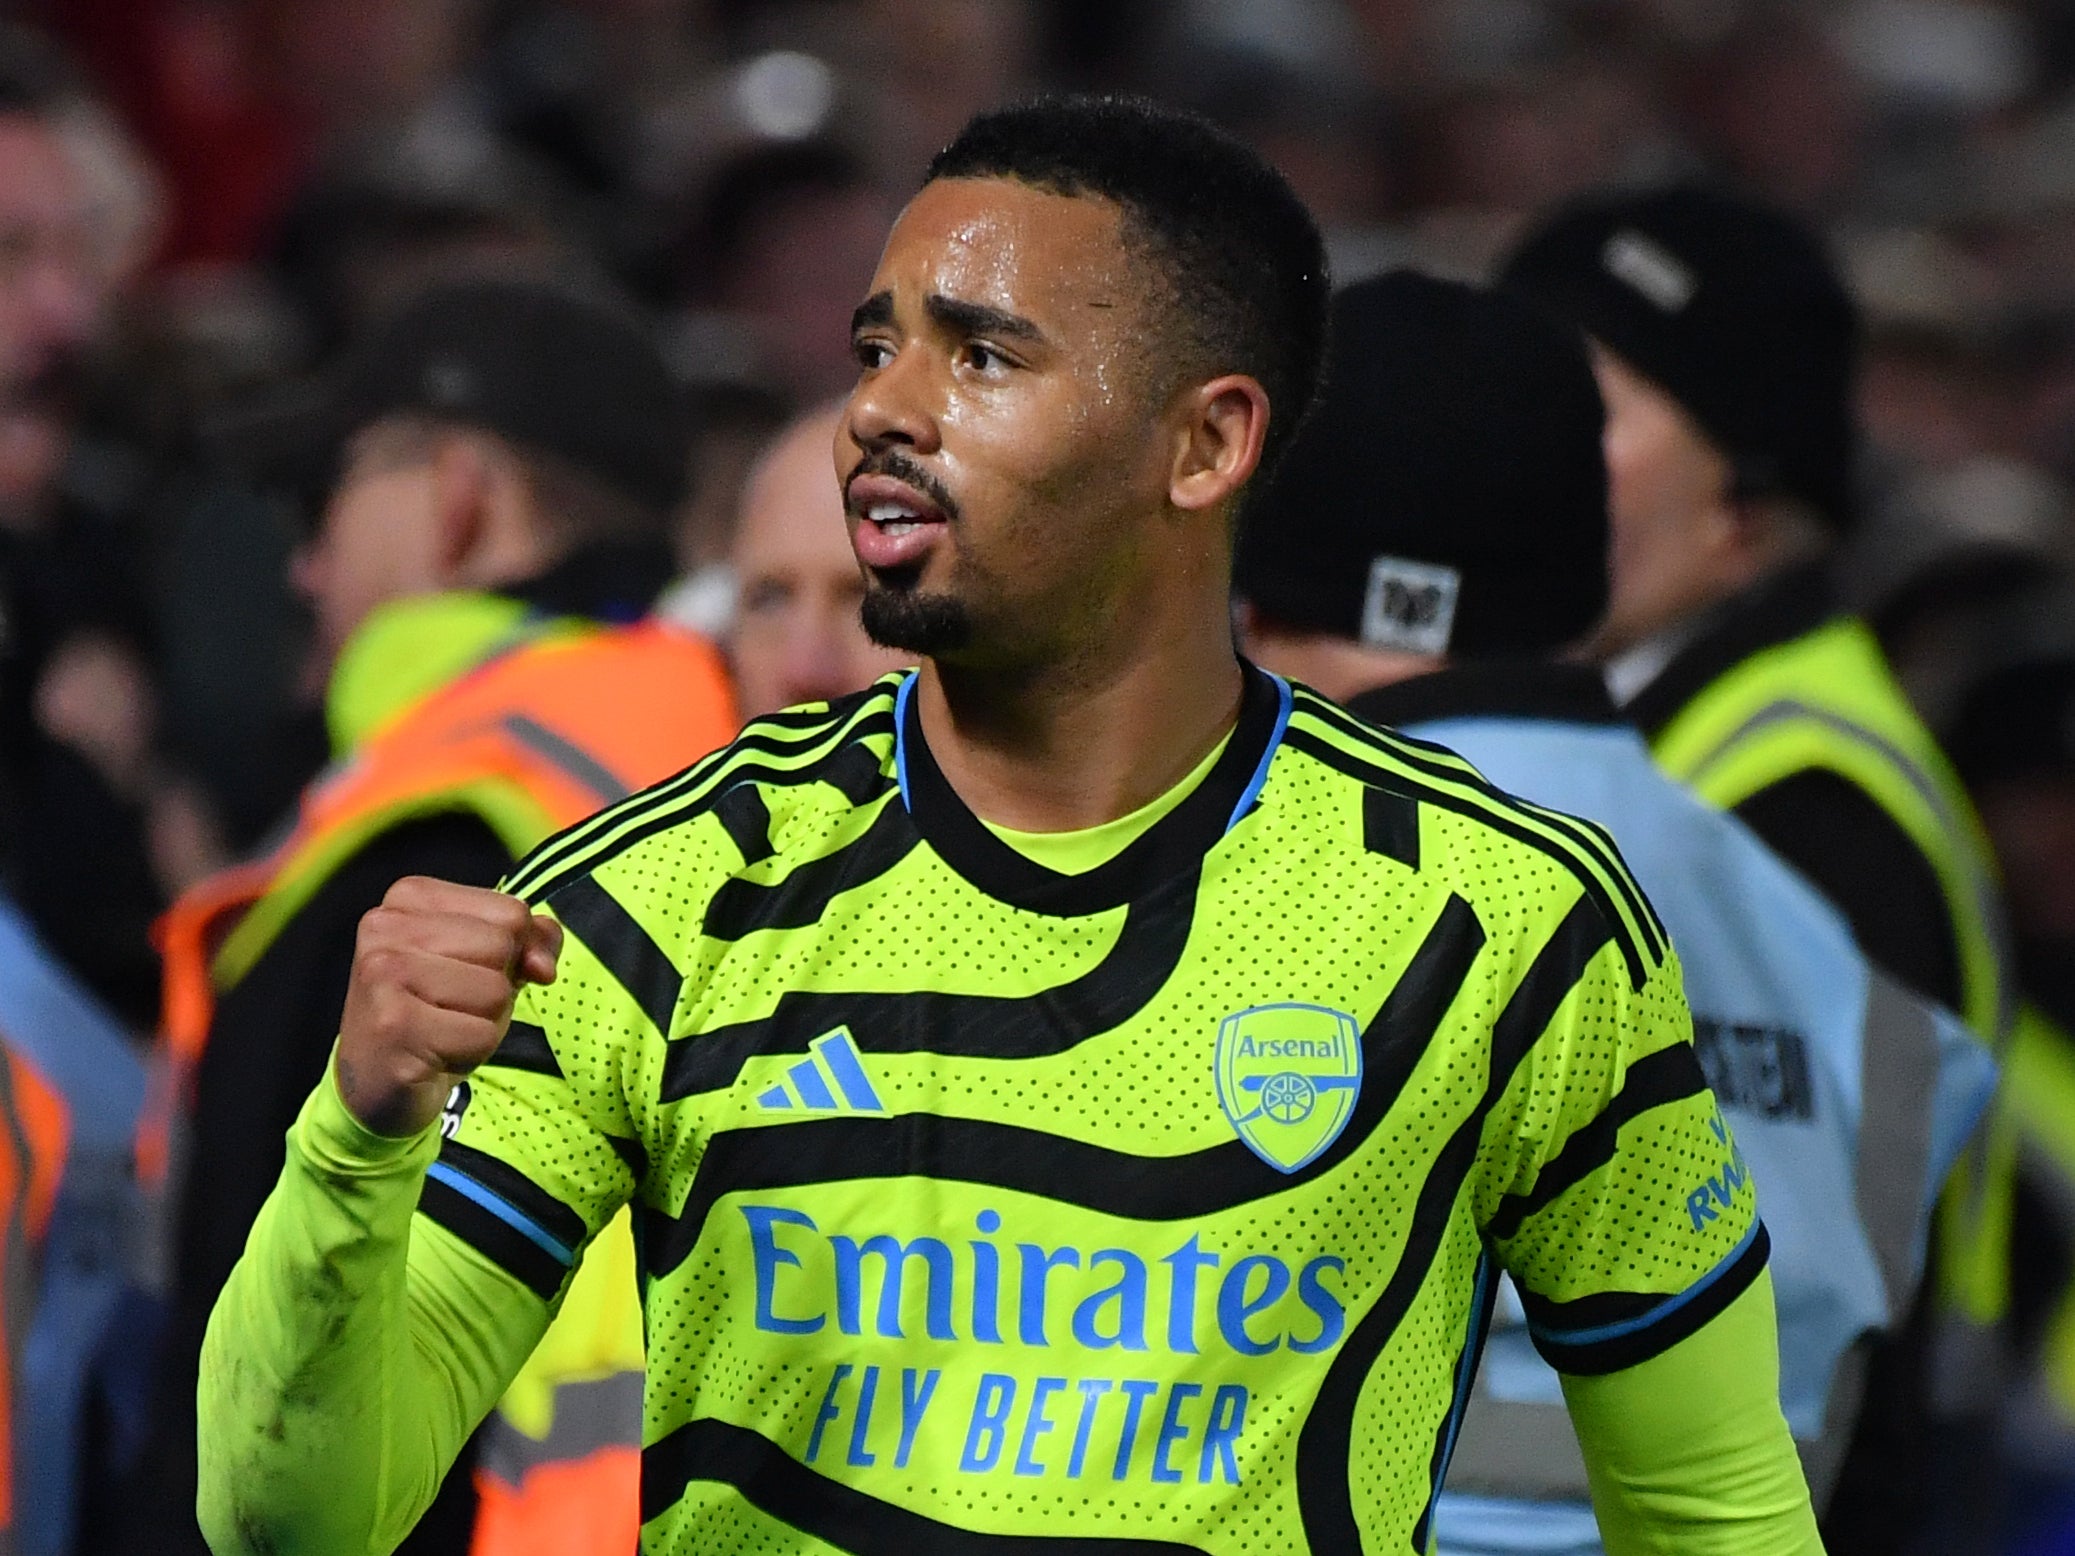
[[1214, 1003, 1364, 1173]]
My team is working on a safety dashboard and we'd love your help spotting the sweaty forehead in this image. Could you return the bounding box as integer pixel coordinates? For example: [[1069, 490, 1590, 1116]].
[[869, 177, 1141, 335]]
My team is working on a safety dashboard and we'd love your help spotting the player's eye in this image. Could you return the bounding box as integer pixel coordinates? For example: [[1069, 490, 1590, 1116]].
[[852, 336, 893, 371], [961, 341, 1012, 375]]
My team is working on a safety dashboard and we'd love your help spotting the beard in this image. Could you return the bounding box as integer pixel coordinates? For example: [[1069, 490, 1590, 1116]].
[[860, 576, 974, 655]]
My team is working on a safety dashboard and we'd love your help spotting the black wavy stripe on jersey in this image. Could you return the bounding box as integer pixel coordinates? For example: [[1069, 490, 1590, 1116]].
[[701, 796, 921, 941], [1299, 693, 1669, 964], [483, 1019, 563, 1078], [642, 894, 1487, 1279], [505, 696, 895, 900], [550, 665, 1262, 1091], [505, 714, 843, 894], [1363, 786, 1422, 869], [477, 1019, 651, 1186], [549, 872, 686, 1035], [714, 782, 776, 866], [1284, 725, 1657, 991], [1483, 1041, 1710, 1244], [601, 1130, 650, 1192], [418, 1140, 588, 1302], [1295, 894, 1611, 1555], [1332, 687, 1670, 963], [1296, 691, 1669, 968], [515, 690, 889, 883], [642, 1418, 1206, 1555], [1520, 1223, 1771, 1376], [899, 661, 1284, 917], [659, 866, 1202, 1104], [522, 734, 898, 906]]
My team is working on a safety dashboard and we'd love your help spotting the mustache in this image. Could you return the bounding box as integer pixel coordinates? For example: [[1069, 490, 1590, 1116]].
[[843, 449, 961, 524]]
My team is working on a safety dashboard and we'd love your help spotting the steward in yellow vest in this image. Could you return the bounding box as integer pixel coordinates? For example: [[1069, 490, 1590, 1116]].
[[130, 277, 740, 1556], [1503, 184, 2016, 1555]]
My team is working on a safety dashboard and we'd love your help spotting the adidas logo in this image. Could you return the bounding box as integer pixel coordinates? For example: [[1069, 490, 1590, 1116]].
[[755, 1028, 888, 1115]]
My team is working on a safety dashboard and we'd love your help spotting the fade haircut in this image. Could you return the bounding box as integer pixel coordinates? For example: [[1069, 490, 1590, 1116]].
[[927, 95, 1330, 481]]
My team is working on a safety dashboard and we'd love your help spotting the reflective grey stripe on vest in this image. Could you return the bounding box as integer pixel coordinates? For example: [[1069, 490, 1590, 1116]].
[[478, 1369, 644, 1487], [496, 715, 631, 808], [1857, 970, 1944, 1321], [1690, 698, 2013, 1042], [1702, 700, 2017, 1282]]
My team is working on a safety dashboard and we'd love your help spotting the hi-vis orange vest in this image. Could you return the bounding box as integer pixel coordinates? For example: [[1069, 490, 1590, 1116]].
[[152, 593, 739, 1556], [0, 1042, 66, 1541]]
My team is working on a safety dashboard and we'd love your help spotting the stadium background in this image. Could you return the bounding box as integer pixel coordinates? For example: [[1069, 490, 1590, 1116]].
[[3, 0, 2074, 1553], [11, 0, 2075, 889]]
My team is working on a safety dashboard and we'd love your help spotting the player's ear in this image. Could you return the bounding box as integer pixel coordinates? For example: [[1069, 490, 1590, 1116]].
[[430, 433, 497, 578], [1169, 374, 1269, 514]]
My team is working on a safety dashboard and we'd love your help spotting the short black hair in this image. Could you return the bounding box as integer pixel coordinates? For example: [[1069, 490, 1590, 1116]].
[[927, 94, 1330, 482]]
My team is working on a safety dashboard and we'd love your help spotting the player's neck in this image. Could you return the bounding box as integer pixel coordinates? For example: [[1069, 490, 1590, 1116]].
[[916, 611, 1245, 834]]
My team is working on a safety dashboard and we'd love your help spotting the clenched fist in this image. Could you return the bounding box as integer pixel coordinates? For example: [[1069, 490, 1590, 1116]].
[[335, 876, 563, 1138]]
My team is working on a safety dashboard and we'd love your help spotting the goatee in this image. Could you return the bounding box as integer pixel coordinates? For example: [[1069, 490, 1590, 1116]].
[[860, 584, 973, 655]]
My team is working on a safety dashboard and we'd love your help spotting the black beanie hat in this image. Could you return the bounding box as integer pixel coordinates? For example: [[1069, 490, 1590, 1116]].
[[217, 276, 694, 520], [1236, 270, 1608, 660], [1498, 183, 1860, 530]]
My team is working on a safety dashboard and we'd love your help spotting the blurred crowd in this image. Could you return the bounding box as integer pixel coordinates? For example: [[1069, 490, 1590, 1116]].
[[1, 0, 2074, 1552], [4, 0, 2074, 1001]]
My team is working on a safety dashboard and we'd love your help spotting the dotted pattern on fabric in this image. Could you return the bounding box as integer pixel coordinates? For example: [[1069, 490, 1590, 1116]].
[[433, 681, 1759, 1554]]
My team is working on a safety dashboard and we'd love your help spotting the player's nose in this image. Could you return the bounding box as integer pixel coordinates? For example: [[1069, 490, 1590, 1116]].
[[843, 348, 939, 458]]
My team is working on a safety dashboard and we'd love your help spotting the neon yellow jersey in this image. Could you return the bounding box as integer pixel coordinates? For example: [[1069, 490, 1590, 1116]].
[[424, 668, 1765, 1553]]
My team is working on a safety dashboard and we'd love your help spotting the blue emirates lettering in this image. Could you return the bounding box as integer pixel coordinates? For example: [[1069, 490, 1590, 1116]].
[[946, 1373, 1247, 1485], [807, 1365, 941, 1471], [743, 1206, 1347, 1359], [802, 1362, 1250, 1486]]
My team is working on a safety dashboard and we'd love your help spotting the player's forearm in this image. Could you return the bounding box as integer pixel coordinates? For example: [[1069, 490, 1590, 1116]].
[[196, 1065, 520, 1555], [1565, 1272, 1824, 1556]]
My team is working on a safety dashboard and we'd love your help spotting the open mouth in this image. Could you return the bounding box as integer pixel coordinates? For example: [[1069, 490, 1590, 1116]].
[[865, 499, 934, 535], [847, 472, 951, 571]]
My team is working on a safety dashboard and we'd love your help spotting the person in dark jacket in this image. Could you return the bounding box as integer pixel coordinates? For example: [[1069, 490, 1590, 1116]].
[[1500, 182, 2015, 1556], [128, 275, 738, 1555]]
